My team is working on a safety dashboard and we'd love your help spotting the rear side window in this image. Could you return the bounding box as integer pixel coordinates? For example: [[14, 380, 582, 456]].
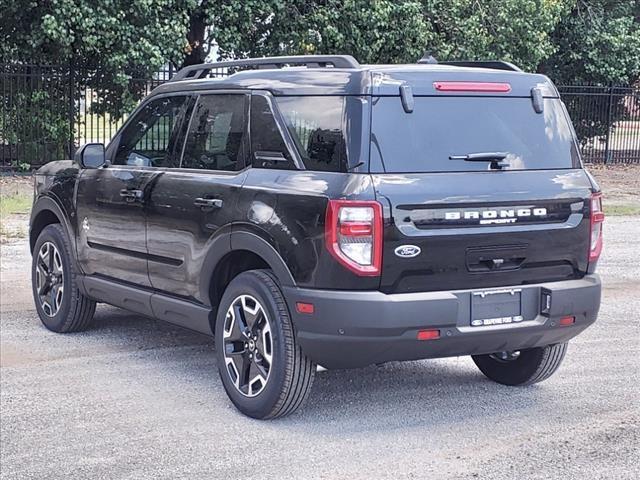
[[370, 97, 580, 173], [275, 96, 347, 172], [181, 94, 247, 171], [250, 95, 294, 170]]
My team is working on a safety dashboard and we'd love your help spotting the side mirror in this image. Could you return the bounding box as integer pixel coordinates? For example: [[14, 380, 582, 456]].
[[75, 143, 106, 169]]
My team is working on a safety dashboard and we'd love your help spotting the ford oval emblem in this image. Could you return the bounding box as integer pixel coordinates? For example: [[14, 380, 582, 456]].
[[394, 245, 421, 258]]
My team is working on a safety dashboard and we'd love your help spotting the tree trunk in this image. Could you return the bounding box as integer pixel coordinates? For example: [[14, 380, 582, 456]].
[[182, 4, 209, 67]]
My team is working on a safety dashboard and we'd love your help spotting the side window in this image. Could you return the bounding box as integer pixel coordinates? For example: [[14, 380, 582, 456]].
[[181, 94, 248, 171], [114, 95, 189, 167], [275, 96, 347, 172], [250, 95, 294, 170]]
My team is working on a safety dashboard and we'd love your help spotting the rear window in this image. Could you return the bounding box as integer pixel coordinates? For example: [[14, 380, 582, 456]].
[[275, 96, 347, 172], [370, 97, 580, 173]]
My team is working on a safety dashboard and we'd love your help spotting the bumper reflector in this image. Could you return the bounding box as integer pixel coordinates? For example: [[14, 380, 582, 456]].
[[559, 315, 575, 326], [296, 302, 315, 314], [417, 329, 440, 341]]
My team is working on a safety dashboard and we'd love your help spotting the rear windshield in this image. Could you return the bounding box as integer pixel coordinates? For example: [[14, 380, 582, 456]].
[[370, 97, 579, 173]]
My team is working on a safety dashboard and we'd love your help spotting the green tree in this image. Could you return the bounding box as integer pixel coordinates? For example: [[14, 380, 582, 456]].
[[542, 0, 640, 85], [184, 1, 432, 64], [541, 0, 640, 146], [2, 0, 639, 167], [0, 0, 195, 167], [196, 0, 569, 68], [1, 0, 193, 115], [421, 0, 571, 71]]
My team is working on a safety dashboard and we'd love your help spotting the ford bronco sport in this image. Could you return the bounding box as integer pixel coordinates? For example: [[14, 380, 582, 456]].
[[30, 55, 603, 419]]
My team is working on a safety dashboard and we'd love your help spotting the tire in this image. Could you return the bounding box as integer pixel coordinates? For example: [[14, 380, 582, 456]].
[[31, 224, 96, 333], [472, 343, 568, 386], [214, 269, 316, 419]]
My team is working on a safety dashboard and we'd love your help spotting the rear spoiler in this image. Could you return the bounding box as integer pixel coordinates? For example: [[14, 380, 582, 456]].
[[438, 60, 522, 72], [416, 56, 522, 72]]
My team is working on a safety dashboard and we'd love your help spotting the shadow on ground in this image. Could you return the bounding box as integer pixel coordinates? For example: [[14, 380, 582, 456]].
[[78, 305, 559, 435]]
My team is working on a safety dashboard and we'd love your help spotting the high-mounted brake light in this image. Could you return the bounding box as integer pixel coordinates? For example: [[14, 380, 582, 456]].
[[325, 200, 383, 276], [433, 81, 512, 93], [589, 192, 604, 263]]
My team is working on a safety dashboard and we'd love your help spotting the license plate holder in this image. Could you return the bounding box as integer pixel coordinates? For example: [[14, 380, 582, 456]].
[[471, 288, 523, 326]]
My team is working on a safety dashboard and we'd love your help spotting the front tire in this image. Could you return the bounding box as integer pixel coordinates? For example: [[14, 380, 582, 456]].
[[472, 343, 568, 386], [31, 224, 96, 332], [214, 270, 315, 419]]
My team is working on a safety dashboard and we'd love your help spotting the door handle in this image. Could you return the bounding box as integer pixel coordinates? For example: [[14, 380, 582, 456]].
[[119, 188, 143, 202], [194, 197, 223, 210]]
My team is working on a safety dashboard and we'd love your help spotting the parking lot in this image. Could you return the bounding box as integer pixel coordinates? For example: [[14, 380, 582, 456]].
[[1, 213, 638, 479]]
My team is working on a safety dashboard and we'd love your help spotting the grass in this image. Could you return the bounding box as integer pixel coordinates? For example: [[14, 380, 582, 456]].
[[0, 193, 32, 217], [0, 192, 32, 241], [0, 223, 27, 240], [604, 203, 640, 216]]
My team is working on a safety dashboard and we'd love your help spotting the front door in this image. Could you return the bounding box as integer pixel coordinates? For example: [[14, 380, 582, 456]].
[[76, 94, 191, 286], [146, 93, 250, 302]]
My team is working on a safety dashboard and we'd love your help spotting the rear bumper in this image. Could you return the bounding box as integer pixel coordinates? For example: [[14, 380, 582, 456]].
[[283, 275, 601, 369]]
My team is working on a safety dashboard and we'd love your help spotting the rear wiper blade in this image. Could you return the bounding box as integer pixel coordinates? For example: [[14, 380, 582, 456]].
[[449, 152, 508, 161], [449, 152, 510, 169]]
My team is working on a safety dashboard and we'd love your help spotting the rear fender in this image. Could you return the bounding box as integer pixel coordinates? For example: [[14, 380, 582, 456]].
[[198, 226, 296, 307]]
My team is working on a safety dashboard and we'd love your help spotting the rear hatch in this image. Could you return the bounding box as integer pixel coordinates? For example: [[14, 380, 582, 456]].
[[369, 71, 595, 293]]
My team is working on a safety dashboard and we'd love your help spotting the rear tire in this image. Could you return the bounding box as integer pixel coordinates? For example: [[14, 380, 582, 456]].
[[214, 269, 315, 419], [472, 343, 568, 386], [31, 224, 96, 333]]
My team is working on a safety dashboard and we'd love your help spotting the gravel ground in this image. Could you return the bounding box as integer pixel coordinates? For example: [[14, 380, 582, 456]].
[[1, 217, 639, 480]]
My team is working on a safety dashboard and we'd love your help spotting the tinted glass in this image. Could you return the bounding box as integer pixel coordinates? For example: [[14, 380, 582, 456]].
[[181, 94, 247, 171], [114, 96, 189, 167], [250, 95, 293, 170], [371, 97, 579, 173], [275, 96, 347, 172]]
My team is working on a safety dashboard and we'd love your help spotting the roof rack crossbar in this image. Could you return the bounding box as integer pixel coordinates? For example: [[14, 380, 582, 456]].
[[438, 60, 522, 72], [171, 55, 360, 82]]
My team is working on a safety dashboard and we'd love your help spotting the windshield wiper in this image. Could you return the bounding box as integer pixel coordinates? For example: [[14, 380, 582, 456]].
[[449, 152, 510, 169]]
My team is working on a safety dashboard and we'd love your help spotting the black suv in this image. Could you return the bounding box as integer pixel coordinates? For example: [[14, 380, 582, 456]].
[[30, 55, 603, 419]]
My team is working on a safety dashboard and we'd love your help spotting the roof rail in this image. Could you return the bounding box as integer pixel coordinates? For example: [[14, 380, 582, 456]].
[[439, 60, 522, 72], [171, 55, 360, 82]]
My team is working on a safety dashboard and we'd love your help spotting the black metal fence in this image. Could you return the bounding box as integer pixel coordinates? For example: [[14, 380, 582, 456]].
[[1, 64, 175, 170], [558, 85, 640, 164], [1, 63, 639, 170]]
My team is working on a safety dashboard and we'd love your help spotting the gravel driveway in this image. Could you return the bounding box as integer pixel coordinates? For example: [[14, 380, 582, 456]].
[[1, 217, 638, 480]]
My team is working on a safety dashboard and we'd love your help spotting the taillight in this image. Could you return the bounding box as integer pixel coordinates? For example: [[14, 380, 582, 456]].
[[325, 200, 383, 276], [589, 192, 604, 262]]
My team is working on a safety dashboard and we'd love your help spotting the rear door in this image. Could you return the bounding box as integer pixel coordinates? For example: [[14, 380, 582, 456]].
[[370, 93, 594, 294], [146, 93, 250, 301]]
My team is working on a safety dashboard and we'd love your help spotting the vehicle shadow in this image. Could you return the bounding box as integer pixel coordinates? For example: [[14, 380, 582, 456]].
[[89, 306, 559, 433]]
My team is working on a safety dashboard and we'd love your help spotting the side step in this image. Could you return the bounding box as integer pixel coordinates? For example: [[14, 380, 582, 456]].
[[80, 276, 213, 335]]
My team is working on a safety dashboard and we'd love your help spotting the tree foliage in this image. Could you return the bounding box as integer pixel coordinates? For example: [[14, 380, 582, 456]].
[[542, 0, 640, 85], [1, 0, 638, 116], [199, 0, 569, 70], [1, 0, 193, 115], [182, 1, 432, 65], [422, 0, 571, 71]]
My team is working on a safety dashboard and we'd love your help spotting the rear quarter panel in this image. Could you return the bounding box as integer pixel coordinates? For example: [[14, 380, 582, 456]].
[[236, 169, 379, 289]]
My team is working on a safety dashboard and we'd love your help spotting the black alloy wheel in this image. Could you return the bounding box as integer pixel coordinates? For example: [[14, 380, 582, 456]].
[[214, 270, 316, 419], [222, 294, 274, 397]]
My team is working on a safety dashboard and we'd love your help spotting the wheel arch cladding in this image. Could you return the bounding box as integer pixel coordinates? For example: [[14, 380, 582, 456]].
[[30, 197, 70, 252], [201, 230, 296, 311]]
